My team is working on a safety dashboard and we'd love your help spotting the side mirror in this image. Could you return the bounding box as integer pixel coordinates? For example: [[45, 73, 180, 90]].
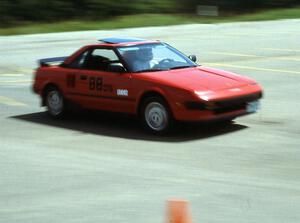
[[188, 55, 197, 62], [108, 64, 126, 73]]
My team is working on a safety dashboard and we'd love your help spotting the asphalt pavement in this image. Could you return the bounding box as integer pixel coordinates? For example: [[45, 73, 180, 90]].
[[0, 19, 300, 223]]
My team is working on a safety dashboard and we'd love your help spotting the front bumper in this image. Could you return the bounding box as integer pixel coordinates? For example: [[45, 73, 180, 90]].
[[172, 91, 262, 122]]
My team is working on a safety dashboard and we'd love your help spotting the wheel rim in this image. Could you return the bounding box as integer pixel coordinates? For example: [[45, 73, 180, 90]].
[[144, 102, 168, 131], [47, 90, 63, 116]]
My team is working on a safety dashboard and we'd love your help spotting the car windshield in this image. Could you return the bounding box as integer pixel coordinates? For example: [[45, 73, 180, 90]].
[[117, 43, 197, 72]]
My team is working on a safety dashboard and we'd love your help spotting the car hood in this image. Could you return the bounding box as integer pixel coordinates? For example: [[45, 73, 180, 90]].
[[136, 66, 255, 91]]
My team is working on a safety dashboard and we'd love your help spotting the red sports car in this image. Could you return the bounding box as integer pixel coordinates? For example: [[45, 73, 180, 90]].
[[33, 37, 263, 133]]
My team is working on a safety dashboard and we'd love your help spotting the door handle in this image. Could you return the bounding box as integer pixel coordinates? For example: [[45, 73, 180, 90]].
[[80, 75, 87, 80]]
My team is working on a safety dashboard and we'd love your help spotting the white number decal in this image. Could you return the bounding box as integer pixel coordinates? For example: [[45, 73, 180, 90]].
[[117, 89, 128, 96]]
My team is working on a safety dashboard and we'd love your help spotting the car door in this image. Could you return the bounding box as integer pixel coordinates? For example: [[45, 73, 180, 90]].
[[61, 49, 102, 109], [98, 70, 135, 114], [85, 48, 135, 113], [65, 47, 136, 113]]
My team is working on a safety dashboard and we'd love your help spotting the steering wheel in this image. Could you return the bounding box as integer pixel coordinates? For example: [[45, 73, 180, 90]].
[[159, 58, 173, 65], [154, 58, 174, 69]]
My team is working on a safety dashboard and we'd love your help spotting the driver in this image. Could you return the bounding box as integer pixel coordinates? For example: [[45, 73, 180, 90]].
[[132, 47, 153, 72]]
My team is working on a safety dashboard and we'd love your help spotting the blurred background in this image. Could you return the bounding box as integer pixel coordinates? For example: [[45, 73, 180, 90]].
[[0, 0, 299, 25]]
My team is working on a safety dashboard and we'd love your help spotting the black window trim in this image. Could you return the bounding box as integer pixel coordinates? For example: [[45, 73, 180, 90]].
[[61, 46, 130, 73]]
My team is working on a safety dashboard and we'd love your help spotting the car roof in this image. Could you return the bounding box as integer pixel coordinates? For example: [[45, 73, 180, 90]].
[[63, 37, 160, 65]]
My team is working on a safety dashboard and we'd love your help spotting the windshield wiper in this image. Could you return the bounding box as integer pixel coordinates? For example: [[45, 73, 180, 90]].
[[169, 65, 196, 70], [135, 68, 167, 73]]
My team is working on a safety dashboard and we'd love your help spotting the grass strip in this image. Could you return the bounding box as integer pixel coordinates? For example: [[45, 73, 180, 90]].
[[1, 7, 300, 36]]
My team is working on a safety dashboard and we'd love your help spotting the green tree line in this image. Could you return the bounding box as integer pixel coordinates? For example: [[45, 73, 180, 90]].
[[0, 0, 299, 27]]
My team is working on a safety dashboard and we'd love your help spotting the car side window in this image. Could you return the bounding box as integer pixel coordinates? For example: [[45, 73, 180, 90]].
[[68, 51, 89, 69], [83, 49, 123, 71], [92, 49, 118, 61]]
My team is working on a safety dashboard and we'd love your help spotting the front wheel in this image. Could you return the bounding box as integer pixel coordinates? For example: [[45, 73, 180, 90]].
[[45, 87, 66, 118], [140, 97, 173, 134]]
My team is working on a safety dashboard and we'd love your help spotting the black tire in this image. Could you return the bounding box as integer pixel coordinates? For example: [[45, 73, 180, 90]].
[[45, 86, 66, 118], [140, 96, 173, 134]]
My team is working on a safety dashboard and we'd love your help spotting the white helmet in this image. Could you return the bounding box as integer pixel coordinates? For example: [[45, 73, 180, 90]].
[[136, 47, 153, 62]]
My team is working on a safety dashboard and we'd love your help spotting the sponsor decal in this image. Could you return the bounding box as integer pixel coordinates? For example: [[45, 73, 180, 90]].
[[117, 89, 128, 96]]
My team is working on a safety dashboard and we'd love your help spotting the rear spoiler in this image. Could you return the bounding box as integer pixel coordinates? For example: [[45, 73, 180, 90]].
[[39, 56, 68, 67]]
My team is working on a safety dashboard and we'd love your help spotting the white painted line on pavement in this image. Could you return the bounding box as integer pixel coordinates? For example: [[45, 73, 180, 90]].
[[207, 52, 300, 62], [205, 62, 300, 75], [208, 52, 260, 58], [0, 96, 27, 106], [262, 48, 300, 53], [0, 73, 25, 77], [0, 80, 32, 84]]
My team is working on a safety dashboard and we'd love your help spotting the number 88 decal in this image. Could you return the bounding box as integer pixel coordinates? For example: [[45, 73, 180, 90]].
[[89, 77, 103, 91]]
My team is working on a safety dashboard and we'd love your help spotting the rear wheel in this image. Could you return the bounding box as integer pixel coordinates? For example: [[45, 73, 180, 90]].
[[140, 97, 172, 134], [45, 86, 65, 118]]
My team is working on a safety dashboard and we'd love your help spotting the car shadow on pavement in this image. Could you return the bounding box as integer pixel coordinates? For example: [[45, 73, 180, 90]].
[[11, 111, 248, 142]]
